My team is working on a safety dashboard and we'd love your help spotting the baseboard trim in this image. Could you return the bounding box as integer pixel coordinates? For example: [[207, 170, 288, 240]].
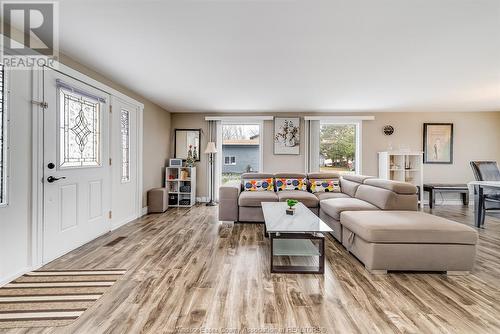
[[111, 215, 138, 231], [141, 206, 148, 216]]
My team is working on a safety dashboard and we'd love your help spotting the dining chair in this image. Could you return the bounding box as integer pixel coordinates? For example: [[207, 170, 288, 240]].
[[470, 161, 500, 226], [470, 161, 500, 182]]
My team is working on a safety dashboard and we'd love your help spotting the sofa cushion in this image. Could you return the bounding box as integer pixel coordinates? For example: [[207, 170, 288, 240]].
[[320, 198, 378, 220], [307, 172, 340, 179], [243, 178, 274, 192], [340, 211, 478, 244], [355, 184, 418, 210], [315, 192, 351, 201], [339, 174, 374, 197], [341, 174, 374, 183], [363, 179, 417, 195], [277, 190, 319, 208], [239, 191, 278, 207], [276, 178, 307, 191], [339, 178, 361, 197], [274, 172, 307, 179], [309, 179, 340, 193], [241, 173, 274, 179]]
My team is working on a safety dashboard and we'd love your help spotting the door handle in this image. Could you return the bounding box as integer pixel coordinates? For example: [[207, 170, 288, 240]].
[[47, 176, 66, 183]]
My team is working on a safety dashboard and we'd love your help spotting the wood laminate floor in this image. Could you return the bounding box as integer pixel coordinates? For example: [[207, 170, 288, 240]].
[[2, 205, 500, 334]]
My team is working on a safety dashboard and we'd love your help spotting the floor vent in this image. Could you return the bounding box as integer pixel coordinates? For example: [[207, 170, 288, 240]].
[[104, 237, 126, 247]]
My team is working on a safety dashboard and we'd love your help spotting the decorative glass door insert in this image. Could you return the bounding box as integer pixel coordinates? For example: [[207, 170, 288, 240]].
[[120, 109, 130, 182], [59, 87, 101, 168]]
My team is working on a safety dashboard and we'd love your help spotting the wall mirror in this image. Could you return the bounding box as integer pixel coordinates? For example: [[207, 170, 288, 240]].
[[174, 129, 201, 161]]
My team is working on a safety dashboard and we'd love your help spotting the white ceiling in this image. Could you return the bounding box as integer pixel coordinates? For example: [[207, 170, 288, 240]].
[[56, 0, 500, 113]]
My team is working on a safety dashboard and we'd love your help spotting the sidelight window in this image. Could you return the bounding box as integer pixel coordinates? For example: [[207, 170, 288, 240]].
[[120, 109, 130, 182], [0, 64, 6, 205]]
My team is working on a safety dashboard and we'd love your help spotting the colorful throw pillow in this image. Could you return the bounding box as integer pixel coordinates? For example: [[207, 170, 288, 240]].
[[276, 178, 307, 191], [310, 179, 340, 193], [243, 178, 274, 191]]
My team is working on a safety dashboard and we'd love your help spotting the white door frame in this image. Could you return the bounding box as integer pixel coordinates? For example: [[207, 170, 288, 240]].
[[31, 63, 144, 267], [110, 95, 143, 230]]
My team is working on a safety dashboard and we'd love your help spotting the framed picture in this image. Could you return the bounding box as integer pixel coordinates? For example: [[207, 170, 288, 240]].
[[274, 117, 300, 155], [423, 123, 453, 164]]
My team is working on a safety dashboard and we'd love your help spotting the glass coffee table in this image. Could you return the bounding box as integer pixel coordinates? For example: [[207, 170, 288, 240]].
[[262, 202, 333, 274]]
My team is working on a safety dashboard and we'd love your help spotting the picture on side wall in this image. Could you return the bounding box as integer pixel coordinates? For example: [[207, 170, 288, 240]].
[[423, 123, 453, 164], [274, 117, 300, 155]]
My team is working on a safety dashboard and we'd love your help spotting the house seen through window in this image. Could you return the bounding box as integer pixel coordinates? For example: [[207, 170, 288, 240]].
[[221, 123, 261, 185], [224, 156, 236, 165]]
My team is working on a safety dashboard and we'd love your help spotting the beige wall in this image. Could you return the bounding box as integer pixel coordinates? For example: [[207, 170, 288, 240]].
[[171, 111, 500, 198], [362, 112, 500, 182], [60, 54, 171, 206], [262, 119, 306, 173]]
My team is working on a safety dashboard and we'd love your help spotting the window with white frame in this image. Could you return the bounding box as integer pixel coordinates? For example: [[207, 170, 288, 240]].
[[319, 122, 358, 174], [224, 156, 236, 165], [221, 123, 262, 185], [0, 64, 6, 205], [120, 109, 130, 182]]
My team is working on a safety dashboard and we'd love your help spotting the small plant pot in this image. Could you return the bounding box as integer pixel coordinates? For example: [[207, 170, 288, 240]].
[[286, 207, 295, 215]]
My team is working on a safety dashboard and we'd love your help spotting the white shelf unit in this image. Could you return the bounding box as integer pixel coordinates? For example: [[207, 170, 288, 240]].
[[165, 167, 196, 207], [378, 151, 424, 205]]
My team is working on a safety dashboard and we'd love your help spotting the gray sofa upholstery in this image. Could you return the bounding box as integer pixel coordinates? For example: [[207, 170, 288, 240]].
[[219, 172, 419, 238], [320, 176, 419, 241], [218, 172, 478, 274], [341, 211, 478, 274]]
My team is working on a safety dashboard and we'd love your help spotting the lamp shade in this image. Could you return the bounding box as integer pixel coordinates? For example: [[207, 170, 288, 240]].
[[204, 142, 217, 154]]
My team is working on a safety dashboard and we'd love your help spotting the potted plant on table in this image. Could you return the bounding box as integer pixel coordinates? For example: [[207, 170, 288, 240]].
[[286, 199, 298, 215]]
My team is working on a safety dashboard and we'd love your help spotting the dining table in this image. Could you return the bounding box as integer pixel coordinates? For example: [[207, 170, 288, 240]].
[[468, 181, 500, 228]]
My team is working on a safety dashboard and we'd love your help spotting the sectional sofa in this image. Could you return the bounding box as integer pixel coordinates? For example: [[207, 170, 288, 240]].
[[219, 172, 417, 242], [219, 172, 478, 274]]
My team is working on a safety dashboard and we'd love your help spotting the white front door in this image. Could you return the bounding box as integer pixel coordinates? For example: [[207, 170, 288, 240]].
[[43, 68, 111, 263]]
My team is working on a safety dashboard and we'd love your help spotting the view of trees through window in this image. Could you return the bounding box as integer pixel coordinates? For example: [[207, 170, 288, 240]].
[[320, 124, 356, 173], [222, 124, 260, 184]]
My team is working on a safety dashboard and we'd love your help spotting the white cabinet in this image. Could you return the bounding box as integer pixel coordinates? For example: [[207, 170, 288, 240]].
[[165, 167, 196, 207], [378, 151, 424, 205]]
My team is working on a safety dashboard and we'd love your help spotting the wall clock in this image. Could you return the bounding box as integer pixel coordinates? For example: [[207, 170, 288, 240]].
[[383, 125, 394, 136]]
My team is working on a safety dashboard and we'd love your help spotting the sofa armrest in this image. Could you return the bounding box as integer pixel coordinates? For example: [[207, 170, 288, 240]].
[[219, 182, 241, 222]]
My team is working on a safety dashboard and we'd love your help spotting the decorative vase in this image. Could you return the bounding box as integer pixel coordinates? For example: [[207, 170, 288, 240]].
[[186, 145, 194, 167], [286, 207, 295, 215], [192, 146, 198, 161]]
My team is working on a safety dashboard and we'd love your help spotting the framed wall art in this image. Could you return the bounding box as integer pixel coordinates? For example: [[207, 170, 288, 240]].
[[423, 123, 453, 164], [274, 117, 300, 155]]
